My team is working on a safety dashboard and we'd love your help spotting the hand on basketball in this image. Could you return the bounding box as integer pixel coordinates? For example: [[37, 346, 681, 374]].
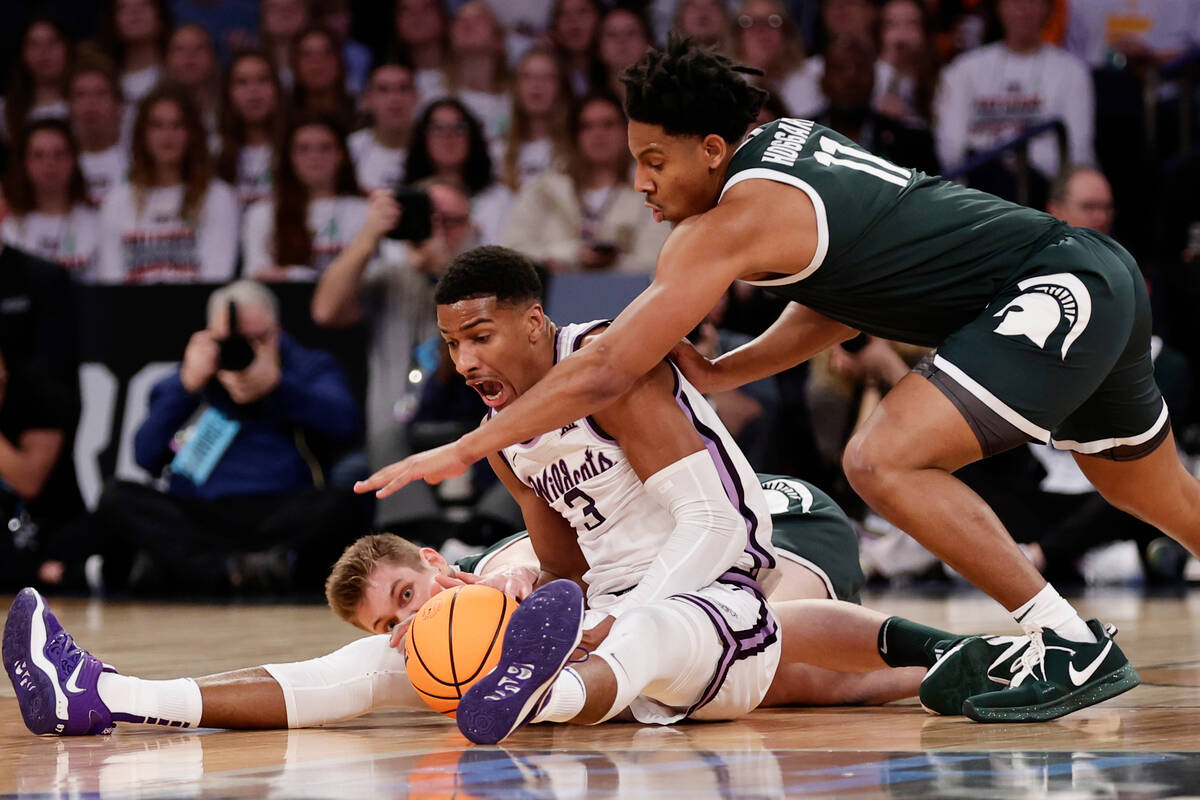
[[389, 615, 415, 649], [354, 441, 473, 497]]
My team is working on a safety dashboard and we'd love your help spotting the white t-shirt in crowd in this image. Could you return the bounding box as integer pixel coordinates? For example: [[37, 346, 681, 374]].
[[241, 195, 368, 281], [79, 146, 129, 206], [96, 180, 238, 284], [0, 206, 101, 280], [492, 137, 555, 188], [415, 68, 449, 109], [1066, 0, 1200, 67], [233, 143, 275, 209], [457, 88, 510, 141], [348, 129, 407, 191], [934, 43, 1095, 179], [472, 181, 514, 246], [121, 65, 161, 106]]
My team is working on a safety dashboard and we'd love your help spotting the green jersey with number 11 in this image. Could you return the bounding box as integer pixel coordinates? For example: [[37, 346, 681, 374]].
[[721, 119, 1068, 346]]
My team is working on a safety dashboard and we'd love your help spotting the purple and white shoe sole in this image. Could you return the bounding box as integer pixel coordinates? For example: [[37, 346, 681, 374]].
[[3, 588, 69, 735], [456, 579, 584, 745]]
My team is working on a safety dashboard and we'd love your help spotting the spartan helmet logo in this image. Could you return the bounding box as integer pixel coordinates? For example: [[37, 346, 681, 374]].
[[992, 273, 1092, 359], [761, 478, 814, 515]]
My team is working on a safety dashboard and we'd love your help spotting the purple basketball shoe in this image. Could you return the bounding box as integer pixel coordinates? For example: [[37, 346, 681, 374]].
[[3, 588, 115, 735], [456, 579, 584, 745]]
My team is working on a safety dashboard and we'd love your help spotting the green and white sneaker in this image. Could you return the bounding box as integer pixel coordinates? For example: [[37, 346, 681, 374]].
[[919, 633, 1032, 716], [963, 619, 1139, 723]]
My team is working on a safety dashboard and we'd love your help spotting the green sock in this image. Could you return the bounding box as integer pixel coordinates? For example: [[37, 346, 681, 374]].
[[877, 616, 958, 668]]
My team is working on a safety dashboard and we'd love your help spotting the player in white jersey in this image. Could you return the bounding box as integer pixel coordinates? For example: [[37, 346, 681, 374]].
[[361, 247, 960, 744], [6, 247, 962, 737]]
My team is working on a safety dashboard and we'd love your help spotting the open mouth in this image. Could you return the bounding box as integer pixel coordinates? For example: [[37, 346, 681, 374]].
[[469, 378, 508, 407], [644, 201, 664, 223]]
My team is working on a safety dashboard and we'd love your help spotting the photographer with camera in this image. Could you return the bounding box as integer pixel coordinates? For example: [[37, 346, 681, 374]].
[[313, 180, 499, 537], [95, 281, 362, 594]]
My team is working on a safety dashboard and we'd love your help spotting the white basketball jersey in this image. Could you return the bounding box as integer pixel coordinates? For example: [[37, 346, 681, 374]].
[[496, 322, 777, 600]]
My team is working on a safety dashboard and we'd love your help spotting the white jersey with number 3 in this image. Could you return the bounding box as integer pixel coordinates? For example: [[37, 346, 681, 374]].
[[495, 321, 776, 602]]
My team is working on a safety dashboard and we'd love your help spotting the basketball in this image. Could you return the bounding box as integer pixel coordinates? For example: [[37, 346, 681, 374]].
[[403, 584, 516, 717]]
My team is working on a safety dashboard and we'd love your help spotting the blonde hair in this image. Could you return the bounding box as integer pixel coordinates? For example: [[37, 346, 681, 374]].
[[324, 533, 426, 627]]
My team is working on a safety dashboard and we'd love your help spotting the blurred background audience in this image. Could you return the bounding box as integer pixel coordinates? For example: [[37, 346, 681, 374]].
[[0, 0, 1195, 597]]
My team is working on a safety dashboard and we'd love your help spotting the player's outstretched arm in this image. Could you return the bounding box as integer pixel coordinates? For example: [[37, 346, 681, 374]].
[[355, 216, 745, 497], [672, 302, 859, 394]]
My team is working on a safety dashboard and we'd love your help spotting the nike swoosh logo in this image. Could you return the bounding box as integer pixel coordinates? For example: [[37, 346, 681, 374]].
[[985, 636, 1029, 681], [879, 619, 891, 654], [1068, 640, 1113, 686], [65, 659, 86, 694]]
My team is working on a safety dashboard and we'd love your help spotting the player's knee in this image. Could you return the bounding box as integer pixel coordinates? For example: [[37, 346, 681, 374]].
[[842, 434, 888, 496]]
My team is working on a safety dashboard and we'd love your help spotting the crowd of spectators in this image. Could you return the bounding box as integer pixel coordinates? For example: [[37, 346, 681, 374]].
[[0, 0, 1198, 597]]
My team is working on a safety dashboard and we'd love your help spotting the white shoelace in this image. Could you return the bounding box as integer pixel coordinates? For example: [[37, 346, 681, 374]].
[[1009, 629, 1047, 688]]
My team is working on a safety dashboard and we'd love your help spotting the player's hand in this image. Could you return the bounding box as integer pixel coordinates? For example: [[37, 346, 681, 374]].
[[579, 615, 615, 651], [355, 440, 473, 497], [669, 337, 726, 393], [389, 615, 416, 650], [473, 566, 538, 601]]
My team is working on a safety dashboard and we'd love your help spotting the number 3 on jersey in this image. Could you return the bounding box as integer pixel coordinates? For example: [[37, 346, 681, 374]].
[[813, 136, 911, 187], [563, 487, 607, 530]]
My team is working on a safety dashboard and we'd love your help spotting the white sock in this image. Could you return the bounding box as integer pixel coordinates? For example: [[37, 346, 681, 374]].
[[1012, 584, 1096, 643], [530, 667, 586, 723], [97, 674, 203, 727]]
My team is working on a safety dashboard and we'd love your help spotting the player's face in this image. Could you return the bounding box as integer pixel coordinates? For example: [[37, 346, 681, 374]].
[[629, 120, 725, 224], [438, 296, 545, 410], [355, 550, 450, 634]]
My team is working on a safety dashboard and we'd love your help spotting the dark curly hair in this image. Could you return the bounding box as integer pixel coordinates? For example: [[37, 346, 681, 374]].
[[405, 98, 494, 196], [621, 33, 766, 144], [434, 246, 544, 307]]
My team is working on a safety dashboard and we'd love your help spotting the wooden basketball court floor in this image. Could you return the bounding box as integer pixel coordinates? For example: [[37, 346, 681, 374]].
[[2, 588, 1198, 799]]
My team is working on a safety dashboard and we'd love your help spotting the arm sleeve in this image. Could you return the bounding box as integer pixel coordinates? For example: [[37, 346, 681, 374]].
[[133, 372, 204, 473], [604, 450, 748, 618], [197, 182, 238, 281]]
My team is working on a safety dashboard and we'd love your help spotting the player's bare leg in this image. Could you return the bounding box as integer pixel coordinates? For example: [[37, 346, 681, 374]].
[[1072, 430, 1200, 555], [841, 372, 1047, 612], [842, 374, 1141, 721], [761, 664, 924, 707], [194, 669, 288, 728]]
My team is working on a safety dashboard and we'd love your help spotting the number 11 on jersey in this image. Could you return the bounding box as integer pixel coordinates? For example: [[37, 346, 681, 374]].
[[813, 136, 912, 187]]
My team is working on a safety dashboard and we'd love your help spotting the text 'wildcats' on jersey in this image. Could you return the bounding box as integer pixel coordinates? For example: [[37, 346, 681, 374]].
[[723, 118, 1070, 346], [494, 322, 777, 601]]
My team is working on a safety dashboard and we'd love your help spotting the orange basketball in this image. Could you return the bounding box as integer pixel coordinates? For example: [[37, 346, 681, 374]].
[[403, 584, 516, 717]]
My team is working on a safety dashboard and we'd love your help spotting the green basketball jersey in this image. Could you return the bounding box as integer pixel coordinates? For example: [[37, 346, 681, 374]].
[[722, 119, 1069, 345], [451, 531, 528, 575]]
